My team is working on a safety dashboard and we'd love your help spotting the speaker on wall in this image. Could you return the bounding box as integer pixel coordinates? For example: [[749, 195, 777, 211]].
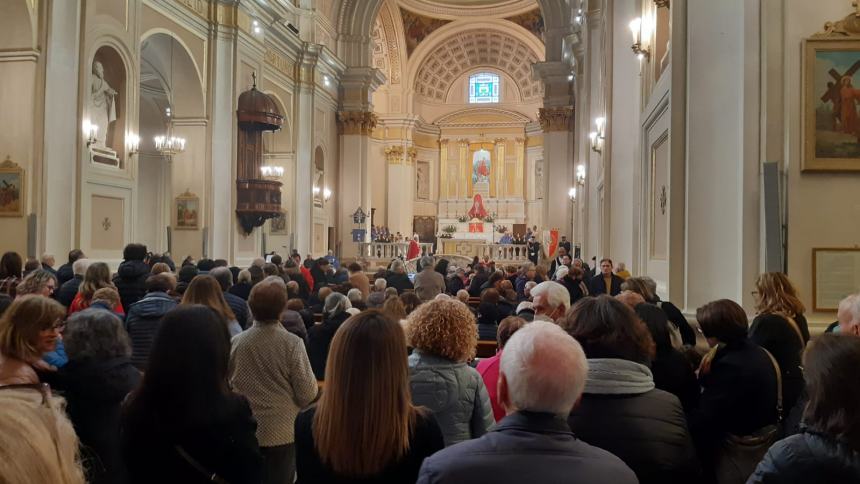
[[762, 162, 784, 273], [27, 214, 37, 258], [202, 227, 209, 258]]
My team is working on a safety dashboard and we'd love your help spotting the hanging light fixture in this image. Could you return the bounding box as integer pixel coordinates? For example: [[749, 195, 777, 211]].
[[154, 40, 186, 159]]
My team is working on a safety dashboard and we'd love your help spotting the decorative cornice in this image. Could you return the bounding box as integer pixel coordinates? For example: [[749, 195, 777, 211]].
[[654, 0, 670, 8], [264, 48, 295, 80], [813, 6, 860, 38], [337, 111, 377, 136], [538, 106, 574, 132], [0, 155, 20, 169], [384, 145, 404, 165]]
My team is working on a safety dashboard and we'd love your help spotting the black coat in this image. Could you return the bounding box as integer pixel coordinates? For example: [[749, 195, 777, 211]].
[[228, 282, 252, 301], [55, 357, 141, 484], [385, 271, 414, 294], [121, 394, 262, 484], [417, 412, 638, 484], [113, 260, 151, 311], [688, 340, 779, 464], [296, 406, 445, 484], [560, 275, 589, 304], [124, 292, 178, 371], [749, 313, 806, 414], [446, 276, 465, 295], [569, 387, 700, 484], [286, 272, 311, 300], [56, 262, 75, 287], [307, 312, 351, 380], [587, 273, 624, 296], [651, 348, 700, 413], [467, 273, 489, 297], [224, 291, 250, 329], [747, 430, 860, 484], [310, 265, 329, 292], [657, 300, 697, 346], [56, 275, 83, 307]]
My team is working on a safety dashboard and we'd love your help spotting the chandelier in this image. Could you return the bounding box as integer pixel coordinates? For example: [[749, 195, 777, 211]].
[[154, 40, 187, 158]]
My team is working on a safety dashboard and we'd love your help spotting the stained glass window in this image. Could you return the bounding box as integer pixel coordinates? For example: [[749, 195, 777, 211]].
[[469, 73, 499, 103]]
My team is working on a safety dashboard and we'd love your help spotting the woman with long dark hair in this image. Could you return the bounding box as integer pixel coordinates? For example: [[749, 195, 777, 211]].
[[121, 305, 262, 484], [69, 262, 122, 315], [0, 251, 24, 297], [295, 310, 444, 482], [181, 275, 242, 336], [749, 334, 860, 482]]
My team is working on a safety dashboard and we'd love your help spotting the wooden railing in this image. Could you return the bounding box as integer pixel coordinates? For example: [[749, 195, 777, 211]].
[[357, 242, 435, 261]]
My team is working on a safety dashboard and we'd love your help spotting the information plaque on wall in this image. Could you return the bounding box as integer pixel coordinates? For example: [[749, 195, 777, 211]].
[[813, 248, 860, 311]]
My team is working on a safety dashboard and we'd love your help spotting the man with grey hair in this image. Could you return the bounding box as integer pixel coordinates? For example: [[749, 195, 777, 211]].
[[413, 255, 445, 301], [40, 253, 56, 276], [210, 266, 251, 329], [530, 281, 570, 322], [837, 293, 860, 335], [367, 278, 388, 308], [417, 321, 637, 484], [56, 258, 91, 307]]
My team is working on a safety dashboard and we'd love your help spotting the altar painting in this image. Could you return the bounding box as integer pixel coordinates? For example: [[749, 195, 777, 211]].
[[472, 149, 491, 184]]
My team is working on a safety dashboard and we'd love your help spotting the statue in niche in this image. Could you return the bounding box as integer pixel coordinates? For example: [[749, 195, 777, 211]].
[[416, 161, 429, 200], [89, 60, 118, 149]]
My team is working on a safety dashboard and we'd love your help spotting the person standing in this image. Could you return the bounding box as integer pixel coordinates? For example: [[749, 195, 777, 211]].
[[230, 277, 318, 484], [587, 258, 624, 296], [112, 244, 151, 311], [414, 256, 446, 302]]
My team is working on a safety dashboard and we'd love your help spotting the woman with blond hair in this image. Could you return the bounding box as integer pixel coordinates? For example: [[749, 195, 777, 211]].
[[69, 262, 123, 316], [0, 295, 66, 384], [750, 272, 808, 415], [295, 310, 444, 482], [406, 299, 493, 446], [0, 385, 86, 484], [181, 275, 242, 336], [15, 269, 58, 298]]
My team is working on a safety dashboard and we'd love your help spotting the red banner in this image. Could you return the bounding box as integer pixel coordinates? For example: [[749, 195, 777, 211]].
[[545, 229, 559, 259]]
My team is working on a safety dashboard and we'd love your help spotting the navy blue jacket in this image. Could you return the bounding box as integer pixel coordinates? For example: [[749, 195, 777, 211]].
[[124, 292, 178, 371], [417, 411, 637, 484], [747, 430, 860, 483], [224, 291, 250, 329], [56, 275, 83, 307], [113, 260, 151, 311]]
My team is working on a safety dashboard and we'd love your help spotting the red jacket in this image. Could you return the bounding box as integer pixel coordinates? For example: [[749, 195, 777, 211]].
[[300, 266, 314, 292], [476, 352, 504, 421]]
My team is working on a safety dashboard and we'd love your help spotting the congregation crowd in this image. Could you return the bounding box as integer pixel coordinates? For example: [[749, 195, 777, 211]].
[[0, 243, 859, 484]]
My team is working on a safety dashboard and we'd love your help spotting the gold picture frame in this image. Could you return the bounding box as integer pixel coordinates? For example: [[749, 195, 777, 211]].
[[0, 156, 25, 217], [802, 11, 860, 171], [175, 189, 200, 230]]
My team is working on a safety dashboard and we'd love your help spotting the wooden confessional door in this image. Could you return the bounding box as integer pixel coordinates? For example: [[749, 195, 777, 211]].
[[413, 216, 436, 246]]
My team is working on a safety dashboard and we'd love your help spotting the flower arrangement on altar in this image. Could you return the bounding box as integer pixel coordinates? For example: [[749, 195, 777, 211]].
[[440, 225, 457, 238], [457, 214, 470, 223], [483, 213, 495, 223]]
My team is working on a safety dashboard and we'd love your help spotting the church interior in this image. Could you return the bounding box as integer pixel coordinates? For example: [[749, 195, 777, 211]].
[[3, 0, 860, 483]]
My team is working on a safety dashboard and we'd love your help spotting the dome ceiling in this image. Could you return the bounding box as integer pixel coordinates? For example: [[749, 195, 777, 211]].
[[397, 0, 537, 18], [414, 29, 543, 102]]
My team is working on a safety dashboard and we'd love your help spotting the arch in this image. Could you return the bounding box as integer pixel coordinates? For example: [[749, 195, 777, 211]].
[[140, 28, 206, 116], [439, 67, 524, 105], [434, 106, 532, 126], [0, 0, 36, 50], [263, 91, 293, 153]]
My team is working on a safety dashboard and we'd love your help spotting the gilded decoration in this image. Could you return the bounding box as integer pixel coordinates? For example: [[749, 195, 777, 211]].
[[406, 147, 418, 165], [177, 0, 208, 20], [380, 4, 402, 84], [504, 8, 545, 42], [385, 145, 404, 165], [265, 49, 294, 80], [337, 111, 378, 135], [401, 8, 451, 57], [538, 106, 574, 132]]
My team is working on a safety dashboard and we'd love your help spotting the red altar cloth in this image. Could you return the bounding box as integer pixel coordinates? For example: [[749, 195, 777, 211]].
[[468, 222, 484, 233]]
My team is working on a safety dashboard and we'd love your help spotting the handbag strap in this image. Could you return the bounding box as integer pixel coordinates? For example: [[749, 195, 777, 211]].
[[175, 445, 230, 484], [761, 347, 783, 422], [782, 313, 806, 348]]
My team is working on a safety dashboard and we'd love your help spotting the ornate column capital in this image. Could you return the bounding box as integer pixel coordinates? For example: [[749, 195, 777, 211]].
[[457, 138, 470, 147], [439, 138, 449, 146], [338, 111, 378, 135], [493, 138, 507, 145], [405, 146, 418, 165], [384, 145, 404, 164], [538, 106, 574, 133]]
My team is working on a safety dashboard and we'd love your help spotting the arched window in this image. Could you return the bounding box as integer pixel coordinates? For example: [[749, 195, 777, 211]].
[[469, 73, 499, 104]]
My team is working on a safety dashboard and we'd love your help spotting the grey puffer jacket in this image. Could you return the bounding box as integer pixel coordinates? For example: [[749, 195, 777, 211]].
[[746, 429, 860, 483], [408, 350, 494, 447]]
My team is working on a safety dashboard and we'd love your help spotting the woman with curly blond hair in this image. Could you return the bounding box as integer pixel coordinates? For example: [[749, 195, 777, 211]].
[[406, 299, 493, 446]]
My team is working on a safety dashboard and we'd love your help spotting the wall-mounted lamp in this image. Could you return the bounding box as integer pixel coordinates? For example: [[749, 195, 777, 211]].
[[323, 75, 331, 87], [82, 120, 98, 147], [252, 19, 262, 35], [575, 7, 583, 23], [312, 186, 321, 196], [589, 117, 605, 154], [323, 187, 332, 201], [126, 133, 140, 156], [629, 17, 650, 60], [575, 164, 586, 185], [568, 187, 577, 201]]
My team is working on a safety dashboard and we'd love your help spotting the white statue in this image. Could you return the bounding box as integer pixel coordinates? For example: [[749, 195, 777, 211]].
[[89, 60, 117, 148]]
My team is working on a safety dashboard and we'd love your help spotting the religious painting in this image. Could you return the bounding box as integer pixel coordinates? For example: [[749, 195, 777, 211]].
[[803, 38, 860, 171], [400, 8, 450, 57], [505, 9, 545, 42], [416, 161, 430, 200], [175, 190, 200, 230], [472, 149, 491, 184], [270, 210, 288, 235], [0, 157, 24, 217]]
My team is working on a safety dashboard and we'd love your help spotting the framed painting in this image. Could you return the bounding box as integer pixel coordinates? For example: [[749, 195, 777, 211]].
[[0, 156, 24, 217], [269, 210, 288, 235], [175, 190, 199, 230], [803, 13, 860, 171]]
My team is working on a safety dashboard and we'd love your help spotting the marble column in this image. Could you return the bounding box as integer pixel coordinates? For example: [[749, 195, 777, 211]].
[[41, 0, 81, 258], [294, 45, 321, 256], [337, 66, 384, 259], [537, 106, 574, 235], [207, 24, 236, 260], [385, 145, 415, 236]]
